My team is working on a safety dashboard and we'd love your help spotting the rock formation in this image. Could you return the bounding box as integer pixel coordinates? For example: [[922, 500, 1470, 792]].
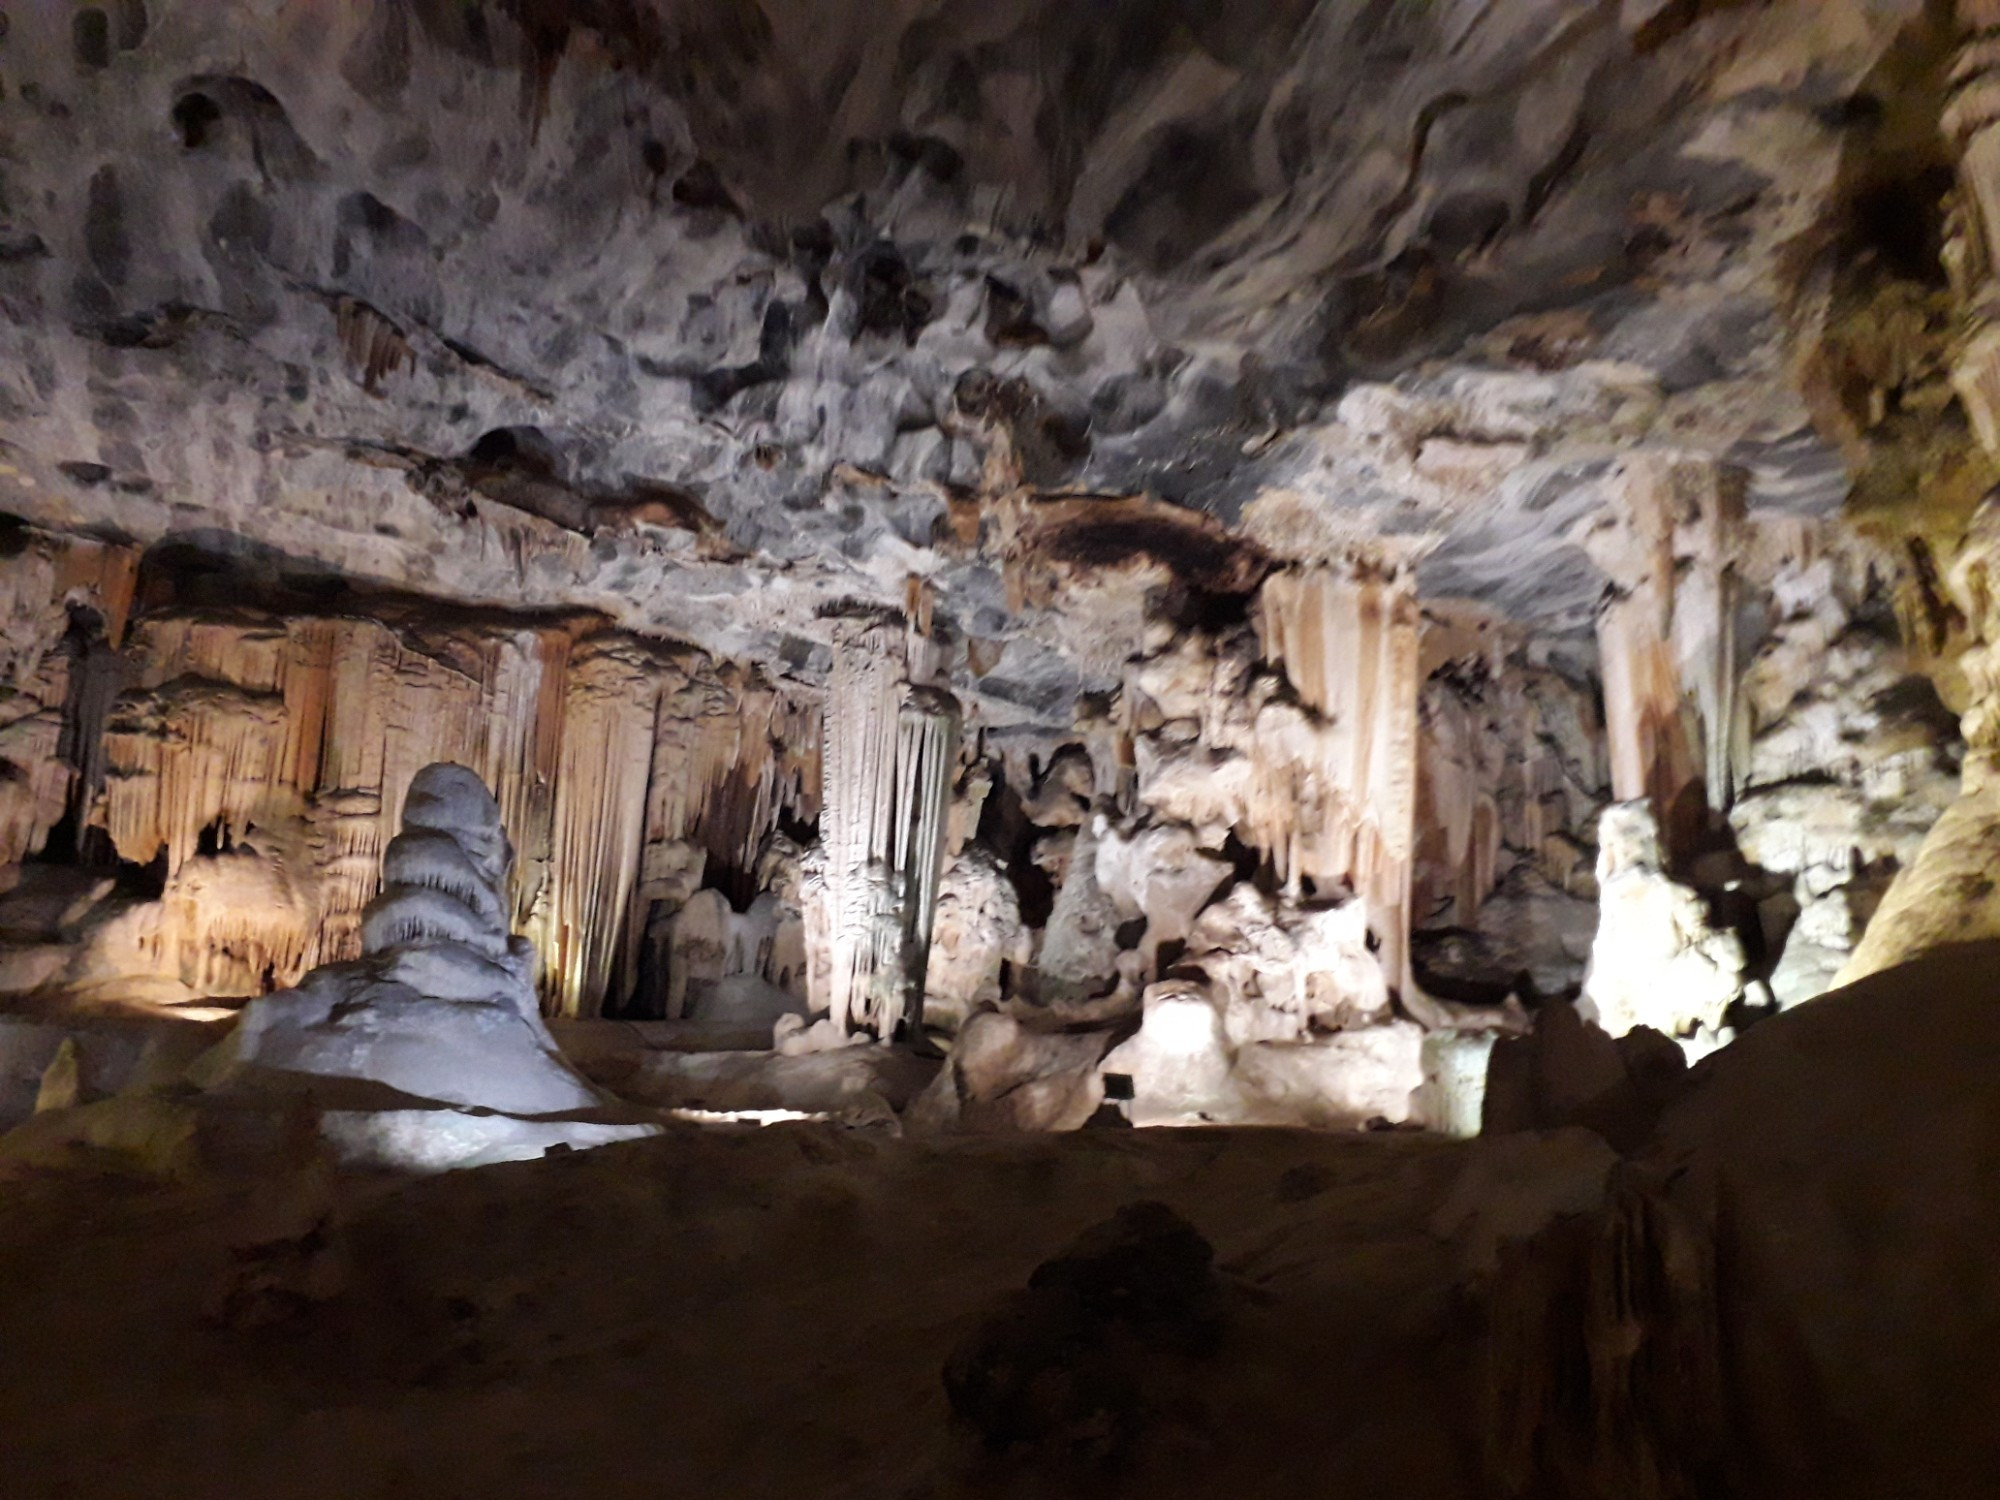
[[0, 0, 1984, 1141], [1579, 802, 1744, 1042], [922, 846, 1030, 1034], [9, 5, 2000, 1491], [812, 612, 961, 1041], [197, 762, 655, 1169], [1839, 495, 2000, 978]]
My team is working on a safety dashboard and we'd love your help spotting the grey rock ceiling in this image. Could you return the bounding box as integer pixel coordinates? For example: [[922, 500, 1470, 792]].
[[0, 0, 1924, 720]]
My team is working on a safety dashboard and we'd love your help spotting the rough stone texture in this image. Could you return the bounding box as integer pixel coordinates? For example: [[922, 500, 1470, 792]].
[[1483, 941, 2000, 1500], [0, 0, 1983, 1112], [0, 0, 1921, 715], [1100, 980, 1424, 1130], [944, 1200, 1224, 1469], [1841, 497, 2000, 979], [922, 846, 1030, 1035], [908, 1009, 1113, 1133]]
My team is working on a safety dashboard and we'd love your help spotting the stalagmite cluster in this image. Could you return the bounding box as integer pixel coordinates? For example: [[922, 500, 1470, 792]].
[[11, 3, 2000, 1493]]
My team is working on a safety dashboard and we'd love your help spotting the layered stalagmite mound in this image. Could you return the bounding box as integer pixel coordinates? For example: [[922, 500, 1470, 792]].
[[194, 761, 657, 1169]]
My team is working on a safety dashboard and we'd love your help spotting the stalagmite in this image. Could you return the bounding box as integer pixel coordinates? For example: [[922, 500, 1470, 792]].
[[922, 846, 1029, 1033], [1037, 813, 1128, 1005], [0, 547, 816, 1016], [200, 762, 654, 1170], [814, 614, 961, 1041], [1580, 801, 1744, 1040]]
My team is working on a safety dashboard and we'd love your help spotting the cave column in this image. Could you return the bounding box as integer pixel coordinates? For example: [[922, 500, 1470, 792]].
[[1948, 3, 2000, 445], [818, 613, 961, 1041], [1254, 557, 1421, 994], [1584, 453, 1744, 862]]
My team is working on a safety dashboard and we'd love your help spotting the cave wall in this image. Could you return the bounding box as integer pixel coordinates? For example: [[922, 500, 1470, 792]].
[[0, 525, 816, 1016]]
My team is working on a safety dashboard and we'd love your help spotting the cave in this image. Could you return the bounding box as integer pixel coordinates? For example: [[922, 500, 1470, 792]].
[[0, 3, 1997, 1497]]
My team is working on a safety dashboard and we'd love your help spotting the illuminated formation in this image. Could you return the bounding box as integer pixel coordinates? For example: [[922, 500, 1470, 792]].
[[6, 3, 2000, 1495], [203, 762, 654, 1168], [0, 0, 1985, 1152], [814, 612, 961, 1041]]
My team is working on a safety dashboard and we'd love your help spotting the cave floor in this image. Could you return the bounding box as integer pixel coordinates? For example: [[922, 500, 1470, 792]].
[[0, 1123, 1493, 1500]]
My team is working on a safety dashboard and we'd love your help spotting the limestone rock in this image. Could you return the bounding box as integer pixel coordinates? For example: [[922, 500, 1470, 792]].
[[1034, 815, 1127, 1005], [1580, 802, 1743, 1039], [1482, 998, 1687, 1151], [1841, 497, 2000, 980], [1100, 980, 1424, 1130], [199, 763, 656, 1169], [1091, 816, 1233, 983], [907, 1010, 1112, 1133], [922, 847, 1029, 1034], [943, 1201, 1223, 1467], [1183, 884, 1392, 1045]]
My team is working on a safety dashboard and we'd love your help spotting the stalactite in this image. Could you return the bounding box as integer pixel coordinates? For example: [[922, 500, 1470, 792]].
[[540, 636, 671, 1018], [1586, 455, 1744, 855], [98, 611, 578, 976], [0, 701, 73, 870], [334, 296, 417, 394], [0, 528, 140, 872], [817, 613, 960, 1039], [1948, 7, 2000, 447], [890, 685, 961, 1036], [1252, 559, 1422, 990], [101, 677, 293, 874], [1412, 610, 1609, 929], [821, 616, 905, 1035]]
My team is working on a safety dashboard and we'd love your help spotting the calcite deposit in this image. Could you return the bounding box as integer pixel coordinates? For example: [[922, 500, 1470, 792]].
[[1580, 801, 1745, 1042], [196, 762, 655, 1168], [0, 0, 1991, 1143], [6, 3, 2000, 1496]]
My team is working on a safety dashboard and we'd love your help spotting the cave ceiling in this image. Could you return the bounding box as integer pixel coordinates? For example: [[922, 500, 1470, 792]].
[[0, 0, 1940, 724]]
